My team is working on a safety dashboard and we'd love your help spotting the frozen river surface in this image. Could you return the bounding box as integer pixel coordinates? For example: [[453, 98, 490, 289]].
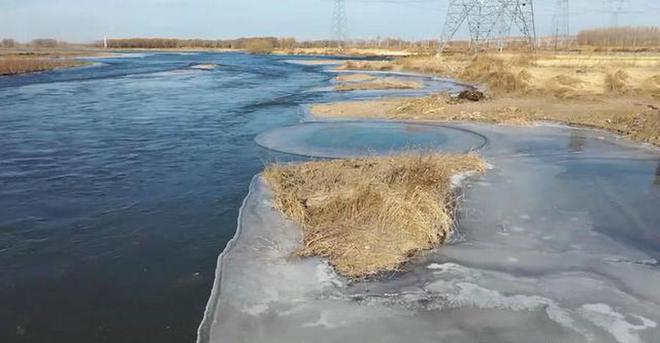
[[201, 122, 660, 343]]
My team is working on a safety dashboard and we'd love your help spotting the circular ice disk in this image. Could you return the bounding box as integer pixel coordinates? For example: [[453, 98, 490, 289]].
[[255, 121, 487, 158]]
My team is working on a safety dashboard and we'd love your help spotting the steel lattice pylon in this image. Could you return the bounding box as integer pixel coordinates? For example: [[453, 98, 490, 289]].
[[608, 0, 627, 26], [332, 0, 348, 47], [439, 0, 536, 52], [552, 0, 570, 50]]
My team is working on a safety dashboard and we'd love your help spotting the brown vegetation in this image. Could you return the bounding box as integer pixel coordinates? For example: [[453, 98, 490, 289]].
[[1, 39, 17, 48], [313, 50, 660, 146], [337, 52, 660, 98], [0, 56, 84, 76], [264, 153, 486, 277], [311, 95, 660, 146], [578, 27, 660, 49], [100, 37, 431, 55], [102, 37, 278, 50], [335, 73, 376, 82], [335, 77, 423, 91], [243, 39, 276, 55]]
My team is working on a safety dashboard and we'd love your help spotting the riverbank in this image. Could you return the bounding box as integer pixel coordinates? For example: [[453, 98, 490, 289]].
[[314, 52, 660, 146], [263, 153, 486, 277]]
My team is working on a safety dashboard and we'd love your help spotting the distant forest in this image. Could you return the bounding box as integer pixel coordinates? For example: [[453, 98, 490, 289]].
[[577, 27, 660, 48], [2, 26, 659, 51], [97, 37, 438, 53]]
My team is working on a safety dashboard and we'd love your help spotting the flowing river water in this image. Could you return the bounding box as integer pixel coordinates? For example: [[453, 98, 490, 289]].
[[0, 52, 461, 342], [1, 53, 659, 343]]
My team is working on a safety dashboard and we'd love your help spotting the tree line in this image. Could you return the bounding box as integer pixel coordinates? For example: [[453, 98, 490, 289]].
[[0, 38, 68, 48], [577, 26, 660, 48], [3, 26, 659, 52]]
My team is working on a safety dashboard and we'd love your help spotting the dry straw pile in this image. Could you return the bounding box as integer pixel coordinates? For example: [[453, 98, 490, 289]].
[[0, 57, 82, 76], [264, 153, 486, 277]]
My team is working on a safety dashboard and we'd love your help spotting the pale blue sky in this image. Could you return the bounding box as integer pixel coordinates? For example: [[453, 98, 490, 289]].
[[1, 0, 658, 43]]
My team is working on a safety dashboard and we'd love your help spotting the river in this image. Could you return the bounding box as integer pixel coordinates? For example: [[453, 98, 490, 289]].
[[0, 52, 333, 342], [3, 52, 659, 343]]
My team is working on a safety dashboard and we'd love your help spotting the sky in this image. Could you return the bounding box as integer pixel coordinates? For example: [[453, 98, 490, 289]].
[[0, 0, 659, 43]]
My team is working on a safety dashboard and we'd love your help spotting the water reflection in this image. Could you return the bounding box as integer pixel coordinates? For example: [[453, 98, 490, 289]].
[[655, 161, 660, 186], [568, 130, 586, 152]]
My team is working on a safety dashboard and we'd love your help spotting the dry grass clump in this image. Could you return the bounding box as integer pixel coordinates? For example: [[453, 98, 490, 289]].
[[516, 69, 534, 93], [310, 99, 403, 119], [643, 75, 660, 99], [459, 55, 524, 94], [264, 153, 487, 277], [390, 94, 536, 124], [393, 93, 452, 115], [0, 57, 83, 76], [605, 70, 632, 94], [244, 39, 275, 54], [335, 77, 423, 91], [396, 56, 452, 75], [460, 55, 507, 81], [545, 74, 589, 99], [338, 60, 400, 72], [627, 110, 660, 146]]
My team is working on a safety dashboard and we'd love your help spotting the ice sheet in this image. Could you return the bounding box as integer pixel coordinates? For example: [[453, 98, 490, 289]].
[[256, 121, 487, 157], [199, 122, 660, 343]]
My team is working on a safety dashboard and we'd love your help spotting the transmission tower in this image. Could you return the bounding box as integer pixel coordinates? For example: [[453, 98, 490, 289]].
[[332, 0, 348, 47], [552, 0, 570, 50], [607, 0, 627, 27], [439, 0, 536, 53]]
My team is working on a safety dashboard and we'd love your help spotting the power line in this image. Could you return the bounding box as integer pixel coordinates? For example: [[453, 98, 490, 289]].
[[332, 0, 348, 46], [607, 0, 628, 27], [552, 0, 569, 50], [439, 0, 536, 53]]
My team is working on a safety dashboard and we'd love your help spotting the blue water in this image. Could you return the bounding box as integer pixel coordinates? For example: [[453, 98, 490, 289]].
[[4, 52, 660, 343], [0, 52, 333, 342]]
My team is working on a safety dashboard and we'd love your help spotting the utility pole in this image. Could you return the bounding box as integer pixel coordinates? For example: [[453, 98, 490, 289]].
[[553, 0, 569, 50], [332, 0, 348, 49], [439, 0, 536, 53]]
